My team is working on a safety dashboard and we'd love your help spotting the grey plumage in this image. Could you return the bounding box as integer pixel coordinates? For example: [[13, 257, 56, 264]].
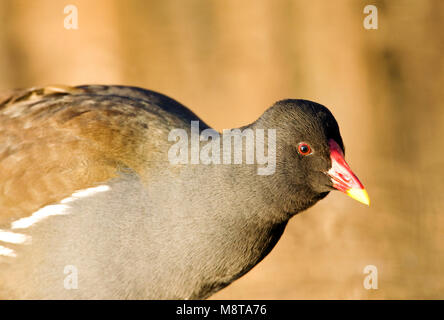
[[0, 85, 346, 299]]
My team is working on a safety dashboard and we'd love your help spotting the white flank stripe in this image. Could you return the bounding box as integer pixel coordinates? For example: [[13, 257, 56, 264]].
[[11, 185, 111, 230], [11, 204, 70, 229], [0, 229, 31, 244], [0, 245, 16, 257], [60, 185, 111, 204]]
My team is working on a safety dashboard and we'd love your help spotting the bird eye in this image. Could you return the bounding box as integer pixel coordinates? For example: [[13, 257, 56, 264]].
[[297, 142, 312, 155]]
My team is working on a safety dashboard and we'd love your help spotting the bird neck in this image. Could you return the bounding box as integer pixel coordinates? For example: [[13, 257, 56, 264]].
[[174, 124, 324, 223], [214, 162, 324, 223]]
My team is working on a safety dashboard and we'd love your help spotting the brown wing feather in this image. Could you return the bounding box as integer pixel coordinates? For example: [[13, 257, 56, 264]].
[[0, 85, 176, 226]]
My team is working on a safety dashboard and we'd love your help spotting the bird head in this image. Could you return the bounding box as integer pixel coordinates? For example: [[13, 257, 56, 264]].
[[256, 99, 369, 208]]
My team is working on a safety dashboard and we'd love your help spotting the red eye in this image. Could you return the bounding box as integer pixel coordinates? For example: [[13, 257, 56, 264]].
[[298, 143, 312, 155]]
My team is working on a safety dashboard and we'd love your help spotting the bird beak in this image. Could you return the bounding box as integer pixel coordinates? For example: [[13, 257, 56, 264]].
[[326, 139, 370, 206]]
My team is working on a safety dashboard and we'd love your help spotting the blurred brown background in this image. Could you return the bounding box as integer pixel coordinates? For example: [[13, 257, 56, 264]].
[[0, 0, 443, 299]]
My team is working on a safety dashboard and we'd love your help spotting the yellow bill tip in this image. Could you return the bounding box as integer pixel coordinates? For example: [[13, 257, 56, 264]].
[[346, 188, 370, 206]]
